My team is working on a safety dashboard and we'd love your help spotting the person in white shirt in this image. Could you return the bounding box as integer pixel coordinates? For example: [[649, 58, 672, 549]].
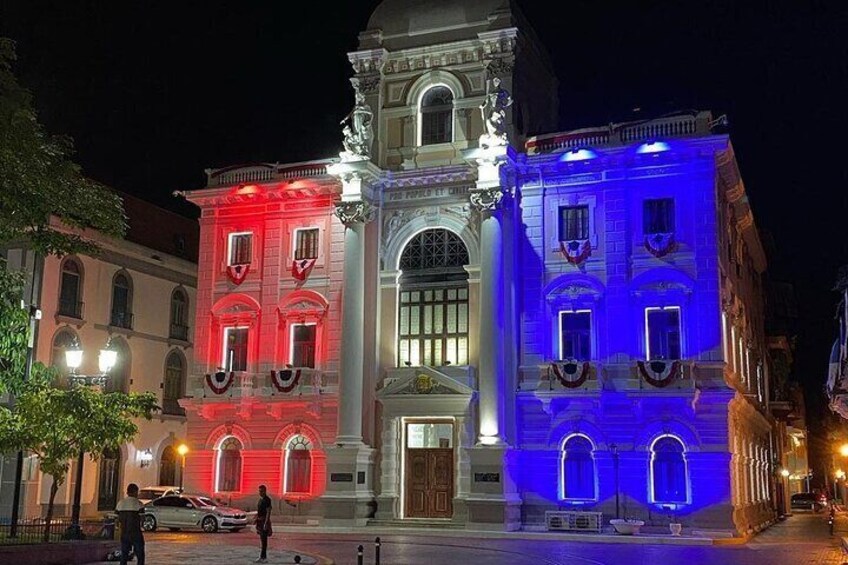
[[115, 483, 145, 565]]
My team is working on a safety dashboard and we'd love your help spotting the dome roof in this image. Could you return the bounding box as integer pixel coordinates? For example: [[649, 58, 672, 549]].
[[365, 0, 515, 47]]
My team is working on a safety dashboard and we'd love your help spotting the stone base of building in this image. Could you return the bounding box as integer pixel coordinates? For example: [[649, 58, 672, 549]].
[[320, 444, 376, 526], [464, 445, 522, 531]]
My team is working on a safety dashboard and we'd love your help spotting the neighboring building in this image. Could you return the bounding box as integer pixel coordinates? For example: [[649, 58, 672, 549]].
[[178, 0, 778, 535], [0, 194, 198, 519], [828, 267, 848, 418]]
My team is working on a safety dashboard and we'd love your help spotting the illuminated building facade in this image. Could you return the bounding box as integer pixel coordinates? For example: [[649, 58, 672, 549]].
[[179, 0, 777, 535]]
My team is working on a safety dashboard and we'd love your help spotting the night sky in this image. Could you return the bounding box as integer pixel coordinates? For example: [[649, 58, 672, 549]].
[[2, 1, 847, 464]]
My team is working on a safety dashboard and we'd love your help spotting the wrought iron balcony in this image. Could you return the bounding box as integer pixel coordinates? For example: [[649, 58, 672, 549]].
[[169, 323, 190, 341], [109, 310, 133, 330], [57, 299, 84, 319]]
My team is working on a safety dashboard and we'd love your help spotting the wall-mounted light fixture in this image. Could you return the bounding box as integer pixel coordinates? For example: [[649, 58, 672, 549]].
[[139, 449, 154, 468]]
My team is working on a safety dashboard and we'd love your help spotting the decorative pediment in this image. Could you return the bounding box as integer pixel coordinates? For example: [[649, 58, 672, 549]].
[[545, 275, 605, 311], [278, 290, 329, 322], [378, 367, 475, 398]]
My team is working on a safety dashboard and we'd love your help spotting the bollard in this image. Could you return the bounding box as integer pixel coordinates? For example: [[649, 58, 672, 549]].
[[357, 544, 364, 565], [375, 536, 381, 565], [294, 557, 301, 564]]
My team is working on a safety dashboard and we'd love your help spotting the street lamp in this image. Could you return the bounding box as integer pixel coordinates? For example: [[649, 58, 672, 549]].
[[177, 444, 189, 492], [840, 444, 848, 458], [610, 443, 620, 519], [64, 337, 118, 539], [780, 468, 790, 478]]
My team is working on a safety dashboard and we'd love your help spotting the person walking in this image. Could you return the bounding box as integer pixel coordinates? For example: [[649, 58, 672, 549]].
[[115, 483, 145, 565], [255, 484, 273, 563]]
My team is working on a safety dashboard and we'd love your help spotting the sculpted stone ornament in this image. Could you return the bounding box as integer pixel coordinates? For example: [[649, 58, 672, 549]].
[[469, 187, 504, 212], [479, 77, 513, 149], [334, 200, 375, 226], [340, 86, 374, 162]]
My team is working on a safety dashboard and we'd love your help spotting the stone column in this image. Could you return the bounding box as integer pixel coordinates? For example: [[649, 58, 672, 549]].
[[334, 201, 371, 445], [471, 188, 506, 445]]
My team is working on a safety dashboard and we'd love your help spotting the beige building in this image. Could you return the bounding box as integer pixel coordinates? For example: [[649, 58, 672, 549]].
[[0, 194, 198, 519]]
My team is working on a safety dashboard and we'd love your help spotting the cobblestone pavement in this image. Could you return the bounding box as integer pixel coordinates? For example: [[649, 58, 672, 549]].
[[90, 512, 848, 565]]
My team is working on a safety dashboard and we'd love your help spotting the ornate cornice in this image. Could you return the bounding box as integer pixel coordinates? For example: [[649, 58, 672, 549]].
[[334, 200, 376, 226]]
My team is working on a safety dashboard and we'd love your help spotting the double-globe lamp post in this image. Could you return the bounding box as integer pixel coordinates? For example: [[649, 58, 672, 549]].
[[64, 338, 118, 540]]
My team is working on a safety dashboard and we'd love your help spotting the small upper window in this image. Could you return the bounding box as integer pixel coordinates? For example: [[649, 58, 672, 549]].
[[223, 327, 249, 372], [644, 199, 675, 234], [228, 232, 253, 266], [420, 86, 453, 146], [169, 288, 189, 341], [295, 228, 319, 261], [646, 307, 681, 361], [58, 258, 83, 319], [110, 273, 133, 329], [559, 206, 589, 241], [559, 311, 591, 360]]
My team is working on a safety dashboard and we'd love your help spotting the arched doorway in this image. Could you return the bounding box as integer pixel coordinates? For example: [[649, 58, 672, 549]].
[[97, 448, 121, 510], [159, 446, 177, 487], [397, 229, 470, 367]]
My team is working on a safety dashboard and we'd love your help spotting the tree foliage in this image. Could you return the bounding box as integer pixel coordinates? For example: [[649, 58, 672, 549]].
[[0, 266, 30, 394], [0, 37, 126, 257]]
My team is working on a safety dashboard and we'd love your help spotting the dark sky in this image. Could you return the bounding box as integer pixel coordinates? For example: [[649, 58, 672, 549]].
[[2, 1, 847, 438]]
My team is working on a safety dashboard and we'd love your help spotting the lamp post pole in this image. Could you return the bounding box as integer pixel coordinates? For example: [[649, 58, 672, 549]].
[[177, 444, 189, 492], [611, 443, 620, 519], [63, 339, 117, 540]]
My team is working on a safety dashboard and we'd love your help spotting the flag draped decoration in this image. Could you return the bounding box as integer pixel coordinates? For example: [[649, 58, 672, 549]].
[[644, 233, 676, 258], [226, 263, 250, 285], [206, 371, 235, 395], [559, 239, 591, 264], [271, 368, 302, 393], [637, 360, 681, 388], [292, 258, 316, 281], [550, 360, 590, 388]]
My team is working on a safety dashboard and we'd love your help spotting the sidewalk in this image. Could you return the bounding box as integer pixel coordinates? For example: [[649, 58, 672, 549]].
[[749, 511, 847, 564]]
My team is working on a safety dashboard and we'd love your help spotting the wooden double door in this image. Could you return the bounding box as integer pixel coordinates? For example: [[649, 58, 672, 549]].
[[405, 448, 454, 518]]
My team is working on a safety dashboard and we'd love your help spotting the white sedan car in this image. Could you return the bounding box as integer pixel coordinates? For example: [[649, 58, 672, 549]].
[[142, 494, 248, 533]]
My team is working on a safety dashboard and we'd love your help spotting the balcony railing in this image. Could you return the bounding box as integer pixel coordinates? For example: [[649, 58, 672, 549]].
[[57, 299, 84, 319], [169, 323, 190, 341], [109, 310, 134, 330]]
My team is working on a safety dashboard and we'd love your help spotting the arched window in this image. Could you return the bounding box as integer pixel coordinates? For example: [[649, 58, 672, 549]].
[[419, 86, 453, 146], [560, 435, 596, 501], [97, 448, 121, 510], [159, 446, 177, 486], [163, 351, 186, 415], [110, 272, 133, 329], [169, 288, 189, 341], [51, 329, 78, 378], [283, 435, 313, 496], [105, 338, 130, 394], [398, 229, 469, 367], [651, 435, 688, 504], [217, 437, 243, 492], [58, 258, 83, 318]]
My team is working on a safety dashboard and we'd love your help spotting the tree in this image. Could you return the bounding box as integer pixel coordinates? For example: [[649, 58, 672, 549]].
[[0, 374, 157, 541], [0, 37, 126, 257]]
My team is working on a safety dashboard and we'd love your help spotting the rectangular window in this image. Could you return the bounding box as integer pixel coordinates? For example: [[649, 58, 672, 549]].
[[646, 307, 681, 360], [643, 198, 675, 234], [294, 228, 319, 261], [290, 324, 316, 368], [228, 232, 253, 266], [222, 327, 249, 372], [398, 286, 468, 367], [559, 311, 592, 360], [558, 206, 589, 241]]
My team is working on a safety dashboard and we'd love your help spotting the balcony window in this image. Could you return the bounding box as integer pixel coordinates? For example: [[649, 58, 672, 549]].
[[294, 228, 319, 261], [646, 307, 681, 361], [558, 206, 589, 241], [290, 324, 316, 369], [110, 272, 133, 329], [644, 198, 675, 234], [559, 311, 591, 360], [222, 327, 248, 372], [169, 288, 189, 341]]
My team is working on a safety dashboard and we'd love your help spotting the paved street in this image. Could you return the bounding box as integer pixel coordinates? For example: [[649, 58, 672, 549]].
[[91, 512, 848, 565]]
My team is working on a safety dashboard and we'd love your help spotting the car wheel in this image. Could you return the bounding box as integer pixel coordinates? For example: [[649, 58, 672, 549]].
[[201, 516, 218, 533], [142, 514, 157, 532]]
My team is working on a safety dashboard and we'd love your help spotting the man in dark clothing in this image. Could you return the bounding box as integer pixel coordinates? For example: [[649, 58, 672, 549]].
[[255, 484, 273, 563], [115, 483, 145, 565]]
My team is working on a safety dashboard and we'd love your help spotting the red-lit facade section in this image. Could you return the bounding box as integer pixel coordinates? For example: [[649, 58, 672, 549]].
[[179, 164, 342, 512]]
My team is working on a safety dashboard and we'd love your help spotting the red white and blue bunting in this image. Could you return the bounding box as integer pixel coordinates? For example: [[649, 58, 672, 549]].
[[270, 368, 302, 393], [291, 258, 316, 281], [550, 360, 591, 388], [226, 263, 250, 285], [205, 371, 235, 395], [559, 239, 591, 265], [636, 360, 681, 388], [644, 233, 676, 258]]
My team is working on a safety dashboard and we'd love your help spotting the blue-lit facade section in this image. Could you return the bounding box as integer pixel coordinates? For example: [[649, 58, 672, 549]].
[[510, 136, 773, 533]]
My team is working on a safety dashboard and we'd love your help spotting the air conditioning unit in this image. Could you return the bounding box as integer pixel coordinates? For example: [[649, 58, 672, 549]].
[[545, 510, 603, 532]]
